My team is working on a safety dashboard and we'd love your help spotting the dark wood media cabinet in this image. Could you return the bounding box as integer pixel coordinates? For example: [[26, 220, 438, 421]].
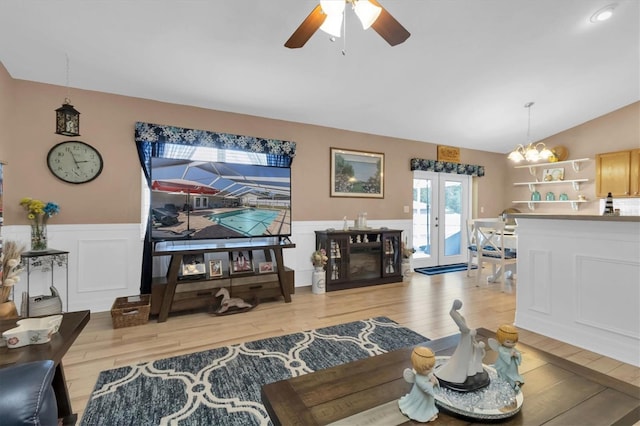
[[151, 240, 295, 322], [315, 229, 402, 291]]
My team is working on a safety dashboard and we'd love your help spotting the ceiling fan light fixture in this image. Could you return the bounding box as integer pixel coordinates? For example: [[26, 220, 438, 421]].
[[320, 0, 345, 16], [319, 12, 344, 37], [354, 0, 382, 29]]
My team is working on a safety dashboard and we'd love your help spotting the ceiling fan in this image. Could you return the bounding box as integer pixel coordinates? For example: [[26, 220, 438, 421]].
[[285, 0, 410, 49]]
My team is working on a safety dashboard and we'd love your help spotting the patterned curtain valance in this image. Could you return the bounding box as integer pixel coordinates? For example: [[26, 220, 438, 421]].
[[410, 158, 485, 177], [135, 122, 296, 159]]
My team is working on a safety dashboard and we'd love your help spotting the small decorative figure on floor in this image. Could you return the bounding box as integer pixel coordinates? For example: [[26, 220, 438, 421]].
[[213, 288, 253, 314], [488, 324, 524, 391], [398, 347, 439, 423], [434, 299, 490, 391]]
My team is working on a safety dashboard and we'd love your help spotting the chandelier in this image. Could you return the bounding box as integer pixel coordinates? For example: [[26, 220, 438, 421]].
[[508, 102, 552, 163]]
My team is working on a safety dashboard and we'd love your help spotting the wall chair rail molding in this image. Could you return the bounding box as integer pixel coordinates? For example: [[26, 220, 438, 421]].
[[410, 158, 485, 177]]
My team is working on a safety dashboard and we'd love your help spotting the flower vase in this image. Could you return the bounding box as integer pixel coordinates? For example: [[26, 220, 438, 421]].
[[31, 224, 47, 251], [0, 301, 19, 319], [402, 258, 412, 279], [312, 266, 326, 294]]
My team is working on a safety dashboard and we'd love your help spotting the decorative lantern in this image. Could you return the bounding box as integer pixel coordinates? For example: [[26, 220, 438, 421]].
[[55, 98, 80, 136]]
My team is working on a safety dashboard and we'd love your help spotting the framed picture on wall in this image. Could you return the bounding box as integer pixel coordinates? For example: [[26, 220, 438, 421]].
[[229, 251, 253, 274], [330, 148, 384, 198]]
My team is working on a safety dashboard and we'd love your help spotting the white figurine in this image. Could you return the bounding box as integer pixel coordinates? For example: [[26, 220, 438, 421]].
[[399, 347, 439, 422], [488, 324, 524, 391], [434, 299, 489, 390]]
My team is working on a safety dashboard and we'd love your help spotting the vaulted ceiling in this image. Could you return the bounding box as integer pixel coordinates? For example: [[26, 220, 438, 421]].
[[0, 0, 637, 153]]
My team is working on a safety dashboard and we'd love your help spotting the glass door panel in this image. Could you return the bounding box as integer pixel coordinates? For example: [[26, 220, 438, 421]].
[[413, 171, 470, 268]]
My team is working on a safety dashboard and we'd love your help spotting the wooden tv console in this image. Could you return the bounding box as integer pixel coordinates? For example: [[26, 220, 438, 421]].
[[151, 239, 295, 322]]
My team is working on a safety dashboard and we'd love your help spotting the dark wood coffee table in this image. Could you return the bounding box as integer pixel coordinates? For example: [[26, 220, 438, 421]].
[[262, 328, 640, 425], [1, 310, 90, 425]]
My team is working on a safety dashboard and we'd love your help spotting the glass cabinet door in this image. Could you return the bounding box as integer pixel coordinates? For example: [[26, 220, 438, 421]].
[[382, 233, 400, 277], [327, 235, 349, 284]]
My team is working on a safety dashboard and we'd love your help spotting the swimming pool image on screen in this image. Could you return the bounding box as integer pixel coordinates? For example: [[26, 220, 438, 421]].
[[207, 209, 280, 236], [149, 145, 292, 241]]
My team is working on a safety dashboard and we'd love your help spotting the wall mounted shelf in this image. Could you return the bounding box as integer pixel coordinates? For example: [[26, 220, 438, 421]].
[[513, 178, 589, 191], [514, 158, 591, 175], [512, 199, 589, 211]]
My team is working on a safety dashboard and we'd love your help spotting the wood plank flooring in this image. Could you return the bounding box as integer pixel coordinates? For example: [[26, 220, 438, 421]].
[[63, 271, 640, 423]]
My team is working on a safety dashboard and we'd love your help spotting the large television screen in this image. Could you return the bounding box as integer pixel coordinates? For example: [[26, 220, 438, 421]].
[[149, 144, 291, 241]]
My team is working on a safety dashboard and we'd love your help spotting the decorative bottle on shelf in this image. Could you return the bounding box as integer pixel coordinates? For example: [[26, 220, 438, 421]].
[[603, 192, 614, 215]]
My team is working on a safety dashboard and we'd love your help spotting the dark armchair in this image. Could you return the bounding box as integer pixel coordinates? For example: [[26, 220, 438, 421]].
[[0, 360, 58, 425]]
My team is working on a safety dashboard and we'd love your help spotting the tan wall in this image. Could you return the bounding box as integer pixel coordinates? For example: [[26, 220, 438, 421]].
[[0, 62, 14, 163], [506, 102, 640, 215], [0, 68, 509, 226]]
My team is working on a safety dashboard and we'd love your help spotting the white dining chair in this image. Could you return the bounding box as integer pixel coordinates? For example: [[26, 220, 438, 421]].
[[473, 219, 517, 290], [466, 220, 478, 277]]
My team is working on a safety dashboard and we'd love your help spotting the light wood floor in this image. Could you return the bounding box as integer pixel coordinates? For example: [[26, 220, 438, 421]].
[[64, 270, 640, 423]]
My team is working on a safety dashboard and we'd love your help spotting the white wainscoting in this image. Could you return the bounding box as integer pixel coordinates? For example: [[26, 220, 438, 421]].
[[3, 219, 412, 313], [2, 224, 143, 313], [515, 218, 640, 366]]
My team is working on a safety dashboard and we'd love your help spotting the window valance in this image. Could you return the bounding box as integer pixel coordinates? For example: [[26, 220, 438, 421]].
[[135, 121, 296, 159], [410, 158, 484, 177]]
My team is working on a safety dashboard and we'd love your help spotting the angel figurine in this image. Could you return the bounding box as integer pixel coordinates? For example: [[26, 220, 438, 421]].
[[488, 324, 524, 391], [398, 347, 439, 423]]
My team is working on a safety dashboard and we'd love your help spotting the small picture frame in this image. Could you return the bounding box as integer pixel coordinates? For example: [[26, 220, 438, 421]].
[[258, 262, 274, 273], [181, 254, 206, 277], [542, 167, 564, 182], [229, 250, 253, 274], [209, 259, 223, 278]]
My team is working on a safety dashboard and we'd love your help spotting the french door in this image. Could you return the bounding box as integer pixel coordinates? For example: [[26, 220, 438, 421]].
[[412, 171, 471, 268]]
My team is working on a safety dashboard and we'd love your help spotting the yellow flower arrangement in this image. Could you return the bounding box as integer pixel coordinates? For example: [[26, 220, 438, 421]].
[[20, 198, 60, 251]]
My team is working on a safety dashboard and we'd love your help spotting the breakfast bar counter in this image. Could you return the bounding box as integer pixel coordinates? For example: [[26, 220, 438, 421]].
[[506, 214, 640, 367]]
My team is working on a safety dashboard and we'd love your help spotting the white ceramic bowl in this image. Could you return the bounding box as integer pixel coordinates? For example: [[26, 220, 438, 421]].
[[2, 315, 63, 349]]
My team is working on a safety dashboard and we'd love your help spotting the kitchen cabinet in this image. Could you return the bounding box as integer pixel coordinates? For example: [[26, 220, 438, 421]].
[[596, 149, 640, 197]]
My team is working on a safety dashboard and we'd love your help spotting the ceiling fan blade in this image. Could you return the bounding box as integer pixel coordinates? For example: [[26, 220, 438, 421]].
[[285, 4, 326, 49], [369, 0, 410, 46]]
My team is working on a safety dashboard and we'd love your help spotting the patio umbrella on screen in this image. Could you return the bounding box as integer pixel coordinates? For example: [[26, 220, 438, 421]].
[[151, 178, 220, 230]]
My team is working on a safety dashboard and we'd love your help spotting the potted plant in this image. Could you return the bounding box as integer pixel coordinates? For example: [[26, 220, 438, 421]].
[[310, 248, 328, 294]]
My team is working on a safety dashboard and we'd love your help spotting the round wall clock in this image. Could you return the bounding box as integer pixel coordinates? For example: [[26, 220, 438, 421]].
[[47, 140, 103, 184]]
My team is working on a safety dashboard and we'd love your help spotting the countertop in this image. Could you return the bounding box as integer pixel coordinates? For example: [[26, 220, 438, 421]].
[[506, 213, 640, 222]]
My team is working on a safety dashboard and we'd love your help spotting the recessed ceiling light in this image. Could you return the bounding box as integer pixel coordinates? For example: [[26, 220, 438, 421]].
[[590, 4, 617, 23]]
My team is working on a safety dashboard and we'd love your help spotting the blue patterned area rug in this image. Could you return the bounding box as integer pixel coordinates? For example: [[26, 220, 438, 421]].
[[415, 263, 477, 276], [80, 317, 428, 426]]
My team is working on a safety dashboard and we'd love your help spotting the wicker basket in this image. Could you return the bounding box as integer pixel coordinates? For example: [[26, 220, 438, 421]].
[[111, 295, 151, 329]]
